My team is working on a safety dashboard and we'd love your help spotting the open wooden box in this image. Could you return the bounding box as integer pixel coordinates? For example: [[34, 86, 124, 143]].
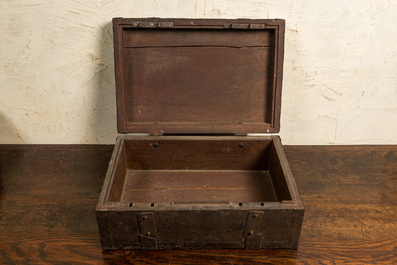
[[96, 18, 304, 250]]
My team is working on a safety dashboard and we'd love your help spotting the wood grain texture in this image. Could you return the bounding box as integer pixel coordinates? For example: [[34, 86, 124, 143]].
[[121, 170, 277, 203], [123, 137, 272, 170], [0, 145, 396, 263], [114, 18, 283, 134]]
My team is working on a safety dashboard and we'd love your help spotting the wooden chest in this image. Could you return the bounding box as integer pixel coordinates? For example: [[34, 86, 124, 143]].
[[96, 18, 304, 250]]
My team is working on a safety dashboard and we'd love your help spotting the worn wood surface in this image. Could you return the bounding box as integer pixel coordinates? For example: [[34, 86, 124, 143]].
[[0, 145, 396, 264], [124, 137, 273, 170], [114, 18, 284, 134], [122, 170, 277, 203]]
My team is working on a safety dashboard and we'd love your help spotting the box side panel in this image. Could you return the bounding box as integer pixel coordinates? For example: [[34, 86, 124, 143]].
[[97, 211, 141, 250], [96, 211, 111, 249], [272, 19, 285, 132], [124, 137, 272, 170], [96, 137, 125, 209], [270, 136, 304, 248], [288, 208, 304, 248], [113, 18, 127, 134], [261, 209, 293, 243], [271, 136, 304, 207], [269, 141, 292, 201], [108, 142, 127, 202]]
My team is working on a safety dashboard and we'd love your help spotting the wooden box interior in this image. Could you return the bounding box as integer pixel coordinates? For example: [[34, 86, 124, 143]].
[[105, 136, 292, 207]]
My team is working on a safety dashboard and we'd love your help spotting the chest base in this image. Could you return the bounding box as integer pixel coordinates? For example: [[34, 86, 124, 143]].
[[96, 135, 304, 250]]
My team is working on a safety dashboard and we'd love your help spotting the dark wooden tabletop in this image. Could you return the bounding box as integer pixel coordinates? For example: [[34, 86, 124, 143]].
[[0, 144, 396, 264]]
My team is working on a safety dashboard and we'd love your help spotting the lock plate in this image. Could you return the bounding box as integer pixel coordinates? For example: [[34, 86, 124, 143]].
[[243, 211, 264, 249], [138, 212, 157, 250]]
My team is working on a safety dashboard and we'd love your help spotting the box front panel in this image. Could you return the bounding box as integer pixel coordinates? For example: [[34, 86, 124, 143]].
[[155, 210, 246, 247], [98, 208, 294, 250], [97, 211, 141, 250]]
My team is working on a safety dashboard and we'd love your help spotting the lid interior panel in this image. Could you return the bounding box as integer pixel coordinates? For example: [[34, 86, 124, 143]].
[[114, 19, 284, 134]]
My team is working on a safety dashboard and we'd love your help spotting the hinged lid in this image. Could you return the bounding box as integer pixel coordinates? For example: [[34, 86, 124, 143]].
[[113, 18, 285, 135]]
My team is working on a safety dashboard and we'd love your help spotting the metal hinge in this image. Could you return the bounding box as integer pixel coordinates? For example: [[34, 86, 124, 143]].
[[131, 21, 174, 28], [243, 211, 264, 249], [138, 212, 158, 250], [224, 23, 266, 29]]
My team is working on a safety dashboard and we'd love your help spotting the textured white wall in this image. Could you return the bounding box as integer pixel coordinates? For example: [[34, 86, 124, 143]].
[[1, 0, 396, 144]]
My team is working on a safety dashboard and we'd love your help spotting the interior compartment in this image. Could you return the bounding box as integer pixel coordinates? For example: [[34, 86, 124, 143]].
[[106, 137, 292, 205]]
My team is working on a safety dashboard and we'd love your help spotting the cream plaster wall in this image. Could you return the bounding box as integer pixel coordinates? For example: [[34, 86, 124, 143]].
[[1, 0, 396, 144]]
